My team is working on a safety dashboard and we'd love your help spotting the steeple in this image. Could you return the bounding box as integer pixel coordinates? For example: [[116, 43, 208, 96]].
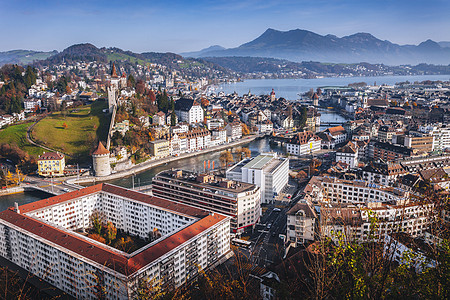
[[111, 63, 118, 78]]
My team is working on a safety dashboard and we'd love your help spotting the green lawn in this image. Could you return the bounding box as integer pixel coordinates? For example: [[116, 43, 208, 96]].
[[106, 53, 148, 66], [32, 101, 110, 161], [0, 122, 44, 157]]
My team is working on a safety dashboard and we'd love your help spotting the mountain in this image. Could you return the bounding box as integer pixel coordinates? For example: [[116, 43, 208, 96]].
[[189, 28, 450, 65], [0, 50, 57, 66], [29, 43, 231, 78], [181, 45, 226, 58], [438, 41, 450, 48]]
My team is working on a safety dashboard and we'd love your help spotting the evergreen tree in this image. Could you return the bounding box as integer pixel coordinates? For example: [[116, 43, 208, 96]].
[[171, 111, 176, 126], [127, 74, 136, 88]]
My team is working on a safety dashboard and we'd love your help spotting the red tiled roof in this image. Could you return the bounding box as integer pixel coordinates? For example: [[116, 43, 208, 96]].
[[38, 152, 64, 161], [102, 184, 209, 218], [19, 184, 105, 213], [326, 126, 346, 136], [19, 184, 209, 219], [0, 209, 226, 276], [92, 142, 109, 155]]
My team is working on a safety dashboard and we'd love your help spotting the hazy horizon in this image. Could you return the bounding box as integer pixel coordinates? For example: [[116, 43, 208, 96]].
[[1, 0, 449, 53]]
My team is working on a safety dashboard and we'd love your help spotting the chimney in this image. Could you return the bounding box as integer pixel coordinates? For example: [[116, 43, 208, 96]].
[[14, 202, 20, 214]]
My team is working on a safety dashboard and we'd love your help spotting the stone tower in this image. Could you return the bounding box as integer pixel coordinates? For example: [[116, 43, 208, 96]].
[[108, 63, 120, 113], [312, 92, 319, 106], [92, 142, 111, 177], [270, 89, 276, 101]]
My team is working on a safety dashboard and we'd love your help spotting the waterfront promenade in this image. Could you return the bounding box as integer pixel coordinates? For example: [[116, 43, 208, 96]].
[[69, 134, 263, 185]]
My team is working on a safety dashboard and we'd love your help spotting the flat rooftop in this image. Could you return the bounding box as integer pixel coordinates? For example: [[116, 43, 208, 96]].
[[242, 154, 286, 173], [156, 170, 257, 193]]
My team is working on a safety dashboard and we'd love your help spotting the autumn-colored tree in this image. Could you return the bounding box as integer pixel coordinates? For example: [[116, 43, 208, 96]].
[[62, 122, 68, 129], [241, 124, 250, 135], [201, 97, 209, 108], [149, 89, 156, 103], [219, 150, 234, 168], [148, 131, 154, 142], [242, 147, 251, 158], [88, 233, 106, 244], [89, 210, 105, 235], [106, 221, 117, 244], [136, 79, 146, 95]]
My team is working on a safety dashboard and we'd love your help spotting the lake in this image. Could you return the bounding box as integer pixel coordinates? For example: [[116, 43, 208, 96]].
[[216, 75, 450, 101]]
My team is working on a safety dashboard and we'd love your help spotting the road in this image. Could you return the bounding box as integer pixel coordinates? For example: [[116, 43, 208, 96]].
[[23, 175, 82, 195], [232, 181, 307, 270]]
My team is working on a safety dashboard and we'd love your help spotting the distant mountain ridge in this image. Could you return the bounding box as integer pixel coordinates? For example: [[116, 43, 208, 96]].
[[181, 45, 225, 58], [183, 28, 450, 65], [0, 49, 57, 66]]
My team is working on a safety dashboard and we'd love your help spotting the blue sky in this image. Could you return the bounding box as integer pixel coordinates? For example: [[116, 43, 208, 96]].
[[1, 0, 449, 53]]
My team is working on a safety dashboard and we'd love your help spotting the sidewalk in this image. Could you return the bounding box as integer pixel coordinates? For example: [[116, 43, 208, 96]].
[[69, 134, 263, 184]]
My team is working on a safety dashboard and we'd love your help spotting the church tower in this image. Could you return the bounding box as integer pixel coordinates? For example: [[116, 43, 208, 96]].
[[270, 89, 276, 101], [108, 63, 119, 113], [312, 92, 319, 106]]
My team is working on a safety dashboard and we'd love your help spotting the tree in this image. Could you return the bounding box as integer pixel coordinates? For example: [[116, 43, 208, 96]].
[[297, 106, 308, 129], [88, 233, 106, 244], [219, 150, 233, 168], [89, 210, 105, 235], [106, 221, 117, 244], [127, 74, 136, 88], [242, 147, 251, 158], [241, 124, 250, 135], [62, 122, 68, 129], [136, 79, 145, 95], [201, 97, 209, 108], [171, 111, 176, 126]]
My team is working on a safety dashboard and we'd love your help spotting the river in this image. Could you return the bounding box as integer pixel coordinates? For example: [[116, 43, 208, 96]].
[[0, 191, 52, 211], [216, 75, 450, 101], [108, 137, 284, 188], [4, 75, 447, 205]]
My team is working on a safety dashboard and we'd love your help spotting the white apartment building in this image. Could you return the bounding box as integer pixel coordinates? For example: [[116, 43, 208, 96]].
[[314, 176, 410, 205], [211, 128, 227, 146], [225, 122, 243, 142], [324, 126, 348, 145], [335, 141, 359, 169], [207, 118, 225, 130], [152, 170, 261, 233], [286, 131, 322, 156], [320, 199, 434, 243], [175, 98, 204, 124], [286, 203, 317, 246], [170, 132, 188, 156], [0, 184, 231, 299], [226, 153, 289, 204], [185, 128, 211, 152], [295, 176, 434, 245], [419, 124, 450, 151], [23, 98, 42, 112], [256, 120, 273, 134]]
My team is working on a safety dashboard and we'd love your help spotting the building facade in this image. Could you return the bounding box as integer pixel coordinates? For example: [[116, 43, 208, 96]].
[[0, 184, 231, 299], [37, 152, 65, 176], [286, 131, 322, 156], [227, 153, 289, 204], [150, 139, 170, 158], [152, 170, 261, 233]]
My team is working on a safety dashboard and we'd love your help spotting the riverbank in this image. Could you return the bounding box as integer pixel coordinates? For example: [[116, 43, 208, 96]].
[[0, 186, 25, 196], [69, 134, 263, 185]]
